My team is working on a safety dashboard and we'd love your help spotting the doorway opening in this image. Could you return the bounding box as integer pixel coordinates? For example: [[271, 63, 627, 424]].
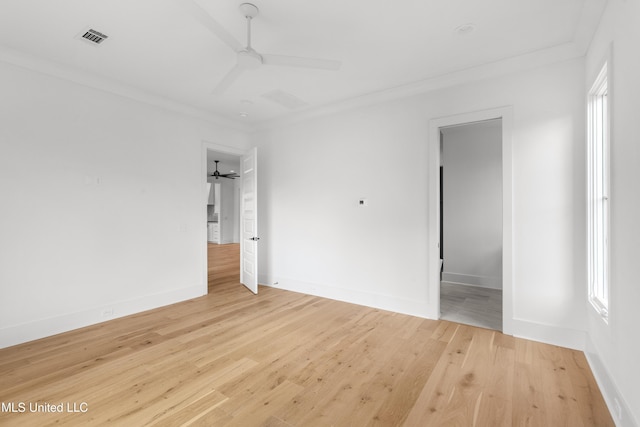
[[439, 119, 503, 331], [202, 142, 259, 295], [427, 107, 513, 335], [205, 150, 241, 293]]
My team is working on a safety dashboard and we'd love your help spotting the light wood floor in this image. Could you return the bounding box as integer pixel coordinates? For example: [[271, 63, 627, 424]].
[[208, 243, 240, 291], [0, 245, 613, 426], [440, 282, 503, 332]]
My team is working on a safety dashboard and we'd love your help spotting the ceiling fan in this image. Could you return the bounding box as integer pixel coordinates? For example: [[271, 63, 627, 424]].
[[182, 1, 342, 95], [209, 160, 240, 179]]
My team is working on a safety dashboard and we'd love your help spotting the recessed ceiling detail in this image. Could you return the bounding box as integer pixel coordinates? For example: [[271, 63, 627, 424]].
[[261, 89, 309, 110], [0, 0, 606, 125]]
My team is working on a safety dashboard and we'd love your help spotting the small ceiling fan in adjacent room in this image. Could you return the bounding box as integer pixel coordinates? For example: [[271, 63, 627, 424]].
[[209, 160, 240, 179], [181, 1, 342, 94]]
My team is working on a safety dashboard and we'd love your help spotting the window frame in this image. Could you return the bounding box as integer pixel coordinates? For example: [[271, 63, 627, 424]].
[[587, 61, 610, 321]]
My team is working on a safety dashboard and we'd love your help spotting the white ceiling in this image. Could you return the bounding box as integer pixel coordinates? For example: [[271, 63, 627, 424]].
[[0, 0, 605, 128]]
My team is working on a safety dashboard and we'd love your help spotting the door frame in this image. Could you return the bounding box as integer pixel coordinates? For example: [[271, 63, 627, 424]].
[[427, 106, 514, 335], [201, 141, 246, 294]]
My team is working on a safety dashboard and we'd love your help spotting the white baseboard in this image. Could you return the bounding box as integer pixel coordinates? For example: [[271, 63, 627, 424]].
[[585, 338, 639, 427], [441, 272, 502, 289], [259, 276, 592, 352], [260, 276, 432, 320], [0, 284, 204, 349], [511, 318, 587, 350]]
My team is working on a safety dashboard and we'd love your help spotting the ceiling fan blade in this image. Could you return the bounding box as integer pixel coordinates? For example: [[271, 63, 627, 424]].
[[181, 0, 243, 53], [212, 64, 244, 95], [261, 54, 341, 71]]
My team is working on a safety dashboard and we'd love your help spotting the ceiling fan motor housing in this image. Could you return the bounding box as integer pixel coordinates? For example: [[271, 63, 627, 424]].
[[239, 3, 259, 19]]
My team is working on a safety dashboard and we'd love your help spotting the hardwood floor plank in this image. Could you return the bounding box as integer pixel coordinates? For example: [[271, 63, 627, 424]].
[[562, 350, 615, 426], [0, 244, 614, 426], [208, 243, 240, 291], [223, 380, 304, 427], [403, 325, 491, 425], [370, 336, 447, 426], [474, 343, 514, 426], [151, 389, 229, 427]]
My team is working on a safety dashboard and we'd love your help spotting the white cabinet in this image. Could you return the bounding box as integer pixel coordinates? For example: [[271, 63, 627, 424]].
[[207, 222, 220, 243]]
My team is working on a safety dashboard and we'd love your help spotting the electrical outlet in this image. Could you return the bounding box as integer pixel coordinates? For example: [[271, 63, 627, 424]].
[[84, 176, 101, 185]]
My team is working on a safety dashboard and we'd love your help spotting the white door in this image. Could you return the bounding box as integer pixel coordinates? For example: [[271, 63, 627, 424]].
[[240, 147, 258, 294]]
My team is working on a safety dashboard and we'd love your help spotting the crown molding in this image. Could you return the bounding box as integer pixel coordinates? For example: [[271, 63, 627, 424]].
[[249, 1, 606, 132], [573, 0, 609, 54], [1, 0, 605, 136], [251, 41, 584, 132], [0, 44, 251, 133]]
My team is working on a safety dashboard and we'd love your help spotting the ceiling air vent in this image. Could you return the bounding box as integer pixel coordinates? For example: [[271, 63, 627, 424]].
[[77, 28, 109, 46]]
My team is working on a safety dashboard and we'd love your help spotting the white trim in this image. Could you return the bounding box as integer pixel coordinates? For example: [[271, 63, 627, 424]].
[[261, 278, 431, 320], [573, 0, 609, 54], [0, 285, 202, 349], [440, 273, 502, 289], [0, 45, 249, 132], [585, 337, 639, 427], [586, 55, 611, 322], [0, 34, 594, 134], [428, 107, 514, 335], [511, 319, 586, 351], [255, 44, 580, 131]]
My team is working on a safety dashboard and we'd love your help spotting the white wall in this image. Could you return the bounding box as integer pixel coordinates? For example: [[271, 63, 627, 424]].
[[0, 60, 248, 348], [442, 121, 502, 289], [220, 177, 239, 243], [254, 56, 586, 346], [584, 1, 640, 425]]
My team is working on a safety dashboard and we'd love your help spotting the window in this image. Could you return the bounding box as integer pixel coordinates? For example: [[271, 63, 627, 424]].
[[587, 62, 610, 319]]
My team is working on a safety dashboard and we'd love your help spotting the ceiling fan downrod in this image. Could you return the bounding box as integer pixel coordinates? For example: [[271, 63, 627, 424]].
[[246, 12, 252, 50], [240, 3, 259, 51]]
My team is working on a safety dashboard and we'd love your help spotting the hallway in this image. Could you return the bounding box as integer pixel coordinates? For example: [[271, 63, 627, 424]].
[[440, 281, 502, 331], [208, 243, 240, 291]]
